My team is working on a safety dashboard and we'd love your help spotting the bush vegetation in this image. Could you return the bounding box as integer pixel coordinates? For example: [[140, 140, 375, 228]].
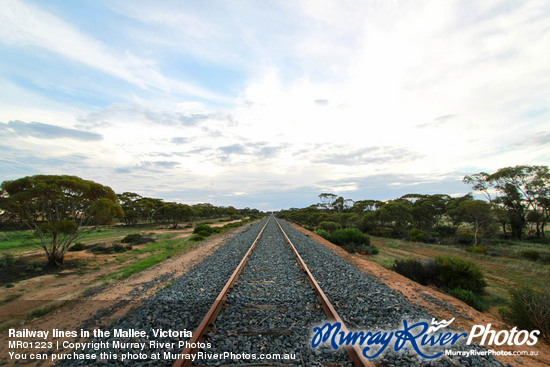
[[189, 234, 205, 242], [408, 228, 429, 242], [90, 243, 132, 254], [193, 224, 214, 236], [0, 253, 18, 267], [435, 256, 486, 293], [449, 288, 486, 311], [325, 228, 378, 255], [318, 221, 341, 233], [456, 232, 475, 245], [121, 233, 156, 245], [391, 259, 438, 285], [391, 256, 487, 309], [329, 228, 369, 246], [499, 286, 549, 341], [519, 250, 540, 261], [466, 245, 488, 254], [68, 242, 86, 251], [314, 229, 330, 240]]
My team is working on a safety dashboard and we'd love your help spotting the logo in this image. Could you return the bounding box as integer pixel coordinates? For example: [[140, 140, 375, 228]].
[[467, 324, 539, 346], [426, 317, 455, 334], [311, 319, 540, 360]]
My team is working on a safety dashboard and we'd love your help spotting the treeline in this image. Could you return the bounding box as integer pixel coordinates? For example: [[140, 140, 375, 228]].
[[0, 183, 263, 231], [278, 165, 550, 244], [117, 192, 262, 228], [0, 175, 264, 267]]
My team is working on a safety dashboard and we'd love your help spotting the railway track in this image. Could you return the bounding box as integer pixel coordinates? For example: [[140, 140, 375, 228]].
[[173, 216, 372, 366], [57, 216, 506, 367]]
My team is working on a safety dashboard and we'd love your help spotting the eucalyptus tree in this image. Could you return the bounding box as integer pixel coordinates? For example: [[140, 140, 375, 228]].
[[464, 165, 550, 239], [158, 202, 193, 229], [0, 175, 123, 267], [459, 200, 493, 245]]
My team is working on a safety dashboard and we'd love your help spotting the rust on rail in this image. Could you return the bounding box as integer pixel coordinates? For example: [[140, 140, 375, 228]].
[[172, 218, 271, 367], [275, 218, 374, 367]]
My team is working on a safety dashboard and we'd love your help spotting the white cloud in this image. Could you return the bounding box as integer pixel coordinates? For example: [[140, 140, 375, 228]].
[[0, 0, 227, 101], [1, 0, 549, 209]]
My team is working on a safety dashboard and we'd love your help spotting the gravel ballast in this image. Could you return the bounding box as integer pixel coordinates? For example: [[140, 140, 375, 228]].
[[278, 219, 507, 367], [56, 216, 509, 366], [58, 219, 269, 366]]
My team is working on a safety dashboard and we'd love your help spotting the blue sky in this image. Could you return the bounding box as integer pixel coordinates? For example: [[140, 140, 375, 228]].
[[1, 0, 549, 210]]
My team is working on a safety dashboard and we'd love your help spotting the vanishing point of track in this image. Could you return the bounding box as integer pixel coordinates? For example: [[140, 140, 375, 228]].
[[173, 216, 373, 367]]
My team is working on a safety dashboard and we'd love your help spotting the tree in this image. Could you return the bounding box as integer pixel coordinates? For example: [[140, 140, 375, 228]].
[[117, 192, 143, 226], [379, 201, 412, 230], [351, 200, 384, 213], [406, 194, 450, 230], [0, 175, 123, 267], [459, 200, 493, 245], [464, 165, 550, 239], [318, 193, 337, 211], [359, 210, 381, 234], [158, 202, 193, 228], [492, 206, 509, 239], [446, 194, 474, 228], [536, 197, 550, 238], [138, 197, 165, 224]]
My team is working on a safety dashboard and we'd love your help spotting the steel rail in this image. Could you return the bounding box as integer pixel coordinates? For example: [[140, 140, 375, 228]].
[[274, 218, 374, 367], [172, 217, 271, 367]]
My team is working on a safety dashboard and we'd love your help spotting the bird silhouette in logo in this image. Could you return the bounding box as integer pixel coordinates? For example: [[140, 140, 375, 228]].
[[426, 318, 455, 334]]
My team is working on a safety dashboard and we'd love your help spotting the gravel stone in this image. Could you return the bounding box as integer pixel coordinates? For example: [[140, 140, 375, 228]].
[[57, 217, 505, 366]]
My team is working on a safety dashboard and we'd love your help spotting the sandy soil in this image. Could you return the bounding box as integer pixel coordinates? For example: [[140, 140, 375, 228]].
[[291, 223, 550, 367], [0, 225, 249, 366], [0, 221, 242, 328]]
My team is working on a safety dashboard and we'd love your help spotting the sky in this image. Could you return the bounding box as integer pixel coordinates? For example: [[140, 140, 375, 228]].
[[0, 0, 549, 211]]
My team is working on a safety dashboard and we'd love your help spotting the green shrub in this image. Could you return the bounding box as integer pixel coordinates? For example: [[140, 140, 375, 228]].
[[364, 244, 379, 255], [433, 225, 457, 237], [193, 224, 214, 235], [499, 286, 549, 341], [315, 229, 331, 239], [456, 232, 475, 245], [466, 246, 488, 254], [329, 228, 370, 247], [27, 304, 59, 319], [0, 253, 17, 267], [327, 228, 376, 255], [318, 221, 341, 233], [392, 259, 438, 285], [121, 233, 155, 245], [341, 243, 379, 255], [520, 250, 540, 262], [435, 256, 486, 293], [90, 243, 132, 254], [222, 222, 242, 230], [449, 288, 486, 311], [196, 229, 212, 237], [121, 233, 143, 243], [68, 242, 86, 251], [26, 263, 43, 272], [189, 234, 205, 242], [409, 228, 428, 242], [113, 244, 132, 253]]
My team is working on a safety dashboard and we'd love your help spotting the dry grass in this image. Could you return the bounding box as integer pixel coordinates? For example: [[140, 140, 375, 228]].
[[369, 236, 549, 304]]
